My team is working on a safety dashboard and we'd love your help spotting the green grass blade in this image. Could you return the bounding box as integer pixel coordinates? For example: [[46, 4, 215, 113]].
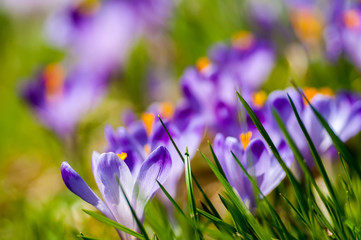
[[236, 91, 309, 223], [156, 180, 188, 220], [231, 151, 292, 240], [197, 208, 236, 234], [158, 116, 221, 218], [77, 233, 100, 240], [200, 151, 269, 239], [287, 94, 339, 207], [118, 181, 150, 240], [82, 210, 145, 240]]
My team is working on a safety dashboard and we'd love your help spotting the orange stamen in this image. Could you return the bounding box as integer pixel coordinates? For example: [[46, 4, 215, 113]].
[[343, 10, 361, 29], [43, 63, 65, 99], [291, 9, 323, 43], [77, 0, 100, 13], [196, 57, 211, 72], [141, 113, 155, 136], [252, 91, 267, 108], [160, 101, 174, 119], [231, 31, 254, 50], [240, 131, 252, 150], [144, 144, 151, 156], [117, 152, 128, 161], [303, 87, 334, 104]]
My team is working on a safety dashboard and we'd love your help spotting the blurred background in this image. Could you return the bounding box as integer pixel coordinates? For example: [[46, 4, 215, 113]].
[[1, 0, 361, 239]]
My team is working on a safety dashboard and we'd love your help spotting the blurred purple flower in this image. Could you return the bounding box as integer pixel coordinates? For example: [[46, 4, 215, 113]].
[[324, 2, 361, 70], [21, 63, 108, 137], [45, 0, 173, 72], [61, 146, 172, 239], [213, 131, 293, 208], [180, 33, 275, 136]]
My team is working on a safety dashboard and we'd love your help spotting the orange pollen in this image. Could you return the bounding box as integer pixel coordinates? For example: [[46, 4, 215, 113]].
[[77, 0, 100, 14], [141, 113, 155, 136], [144, 144, 151, 156], [160, 101, 174, 119], [117, 152, 128, 161], [303, 87, 334, 104], [343, 10, 361, 29], [231, 31, 254, 50], [252, 91, 267, 108], [291, 9, 323, 42], [196, 57, 211, 72], [43, 63, 65, 98], [240, 131, 252, 150]]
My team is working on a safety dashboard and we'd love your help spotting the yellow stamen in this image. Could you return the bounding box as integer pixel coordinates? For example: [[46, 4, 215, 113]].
[[117, 152, 128, 161], [141, 113, 155, 136], [319, 87, 334, 97], [196, 57, 211, 72], [160, 101, 174, 119], [43, 63, 65, 99], [252, 91, 267, 108], [240, 131, 252, 150], [291, 9, 323, 44], [343, 10, 361, 29], [77, 0, 100, 14], [144, 144, 151, 156], [303, 87, 334, 104], [231, 31, 254, 50]]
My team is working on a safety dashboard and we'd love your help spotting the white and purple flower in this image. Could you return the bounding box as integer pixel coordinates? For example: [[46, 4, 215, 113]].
[[61, 146, 172, 239]]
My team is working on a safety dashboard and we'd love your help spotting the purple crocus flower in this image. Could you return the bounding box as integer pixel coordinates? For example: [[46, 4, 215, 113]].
[[21, 63, 108, 137], [45, 0, 173, 72], [106, 102, 205, 199], [324, 2, 361, 70], [61, 146, 172, 239], [213, 131, 293, 208], [180, 34, 275, 137], [266, 87, 361, 166]]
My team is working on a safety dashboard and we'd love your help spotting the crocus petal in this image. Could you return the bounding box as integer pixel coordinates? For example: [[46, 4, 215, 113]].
[[61, 162, 113, 219], [244, 139, 271, 177], [135, 146, 172, 199], [95, 152, 135, 228], [135, 146, 172, 213]]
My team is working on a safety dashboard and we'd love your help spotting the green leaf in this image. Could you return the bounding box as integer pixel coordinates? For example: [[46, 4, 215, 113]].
[[77, 233, 100, 240], [158, 116, 221, 218], [236, 91, 309, 224], [82, 210, 145, 240]]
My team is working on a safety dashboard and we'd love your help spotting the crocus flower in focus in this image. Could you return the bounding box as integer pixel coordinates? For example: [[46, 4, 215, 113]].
[[180, 33, 275, 137], [106, 102, 204, 198], [61, 146, 172, 239], [21, 63, 108, 137], [213, 131, 293, 208]]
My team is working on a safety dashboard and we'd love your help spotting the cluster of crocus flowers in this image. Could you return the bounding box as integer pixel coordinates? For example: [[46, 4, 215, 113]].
[[106, 101, 205, 199], [21, 63, 108, 137], [179, 31, 275, 136], [45, 0, 173, 72], [61, 146, 172, 239]]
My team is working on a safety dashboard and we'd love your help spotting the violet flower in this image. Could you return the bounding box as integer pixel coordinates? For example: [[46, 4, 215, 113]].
[[213, 131, 293, 208], [61, 146, 172, 239], [180, 33, 275, 136], [45, 0, 173, 72], [21, 63, 108, 137], [106, 103, 204, 198], [324, 2, 361, 70], [266, 87, 361, 166]]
